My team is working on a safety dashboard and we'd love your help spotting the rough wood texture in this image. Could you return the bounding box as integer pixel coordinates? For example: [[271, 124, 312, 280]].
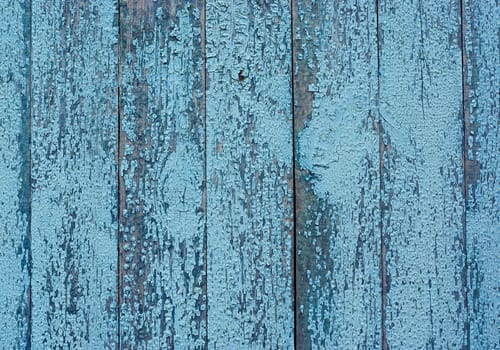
[[205, 1, 294, 347], [31, 1, 118, 348], [293, 0, 380, 348], [378, 0, 466, 348], [0, 1, 31, 348], [2, 0, 500, 348], [463, 0, 499, 347], [118, 1, 206, 348]]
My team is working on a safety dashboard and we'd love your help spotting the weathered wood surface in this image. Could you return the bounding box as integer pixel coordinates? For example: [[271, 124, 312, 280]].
[[0, 1, 31, 348], [118, 1, 206, 348], [463, 0, 499, 348], [293, 0, 380, 348], [378, 0, 466, 348], [0, 0, 499, 348], [205, 0, 294, 348], [31, 1, 118, 348]]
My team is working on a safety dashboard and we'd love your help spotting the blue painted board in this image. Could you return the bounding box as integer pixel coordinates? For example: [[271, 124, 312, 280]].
[[31, 1, 119, 348], [293, 0, 381, 348], [463, 0, 499, 347], [1, 0, 499, 347], [118, 1, 206, 348], [378, 0, 466, 348], [0, 1, 31, 348], [206, 0, 294, 347]]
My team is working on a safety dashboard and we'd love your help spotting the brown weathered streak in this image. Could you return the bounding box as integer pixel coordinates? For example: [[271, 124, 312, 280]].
[[292, 1, 319, 345]]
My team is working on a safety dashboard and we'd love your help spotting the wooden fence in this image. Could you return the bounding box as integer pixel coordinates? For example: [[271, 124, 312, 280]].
[[0, 0, 498, 348]]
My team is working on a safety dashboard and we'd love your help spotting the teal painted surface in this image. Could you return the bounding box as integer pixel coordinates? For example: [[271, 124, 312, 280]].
[[0, 0, 30, 348], [119, 1, 206, 348], [293, 0, 381, 348], [205, 0, 294, 348], [0, 0, 498, 348], [378, 0, 466, 348], [464, 0, 499, 347], [31, 0, 118, 348]]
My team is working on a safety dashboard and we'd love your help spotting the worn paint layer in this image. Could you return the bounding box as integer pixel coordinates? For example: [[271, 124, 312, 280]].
[[206, 0, 294, 348], [119, 1, 206, 349], [463, 0, 499, 348], [1, 0, 499, 348], [378, 0, 466, 348], [0, 0, 31, 348], [294, 0, 380, 348], [31, 1, 118, 348]]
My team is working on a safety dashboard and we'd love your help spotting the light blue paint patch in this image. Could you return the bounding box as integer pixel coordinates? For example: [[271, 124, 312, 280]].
[[31, 1, 118, 348], [379, 0, 466, 348], [206, 0, 293, 348], [295, 0, 380, 348], [0, 1, 31, 348]]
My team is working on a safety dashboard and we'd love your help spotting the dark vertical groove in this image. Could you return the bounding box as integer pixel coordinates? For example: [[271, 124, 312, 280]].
[[27, 0, 33, 348], [116, 0, 121, 348], [202, 0, 208, 348], [289, 0, 297, 348], [375, 0, 388, 349], [458, 0, 470, 347]]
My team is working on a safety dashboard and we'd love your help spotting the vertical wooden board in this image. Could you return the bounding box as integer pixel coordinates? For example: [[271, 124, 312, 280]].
[[293, 0, 380, 348], [118, 1, 206, 348], [463, 0, 499, 347], [206, 0, 293, 348], [0, 0, 31, 348], [378, 0, 466, 348], [31, 1, 118, 348]]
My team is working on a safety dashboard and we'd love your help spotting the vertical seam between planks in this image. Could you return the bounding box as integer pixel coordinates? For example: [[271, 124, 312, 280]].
[[28, 0, 33, 348], [116, 0, 121, 348], [375, 0, 388, 349], [290, 0, 297, 348], [459, 0, 470, 347], [202, 0, 208, 347]]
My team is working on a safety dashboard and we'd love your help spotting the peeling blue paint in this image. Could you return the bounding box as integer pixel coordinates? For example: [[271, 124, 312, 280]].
[[0, 0, 498, 348]]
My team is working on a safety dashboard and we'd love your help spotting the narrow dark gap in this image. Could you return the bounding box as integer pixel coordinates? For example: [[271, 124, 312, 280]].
[[27, 0, 33, 348], [375, 1, 388, 349], [202, 0, 209, 348], [458, 0, 470, 347], [289, 0, 298, 348], [116, 0, 122, 348]]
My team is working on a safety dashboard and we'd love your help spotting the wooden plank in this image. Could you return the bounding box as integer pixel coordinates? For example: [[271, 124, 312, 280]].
[[205, 1, 293, 347], [118, 1, 206, 348], [0, 0, 31, 348], [378, 0, 466, 348], [31, 1, 118, 348], [463, 0, 499, 347], [293, 0, 381, 348]]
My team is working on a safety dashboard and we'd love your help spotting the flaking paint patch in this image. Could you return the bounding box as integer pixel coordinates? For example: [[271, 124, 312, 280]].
[[463, 0, 499, 347], [31, 1, 118, 348], [294, 0, 380, 348], [206, 0, 293, 348], [379, 0, 466, 348], [0, 1, 31, 348], [119, 1, 206, 348]]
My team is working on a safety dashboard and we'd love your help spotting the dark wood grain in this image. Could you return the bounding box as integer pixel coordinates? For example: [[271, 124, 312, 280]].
[[118, 1, 206, 348]]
